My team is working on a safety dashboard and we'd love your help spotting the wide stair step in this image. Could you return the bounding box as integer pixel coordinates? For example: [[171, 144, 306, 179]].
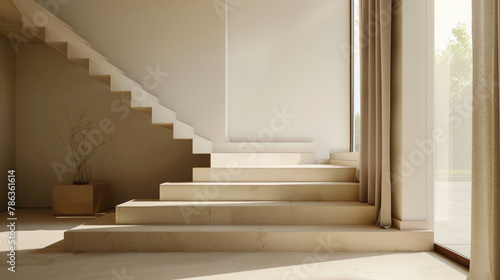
[[65, 213, 433, 252], [329, 152, 359, 167], [211, 153, 317, 167], [193, 165, 356, 182], [329, 159, 358, 167], [160, 182, 359, 201], [330, 152, 359, 161], [115, 200, 375, 225], [219, 142, 316, 153]]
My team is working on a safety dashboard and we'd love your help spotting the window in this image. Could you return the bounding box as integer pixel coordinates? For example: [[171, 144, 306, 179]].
[[434, 0, 472, 259]]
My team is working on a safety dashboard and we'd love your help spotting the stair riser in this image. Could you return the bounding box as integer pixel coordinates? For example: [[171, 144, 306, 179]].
[[89, 59, 125, 76], [173, 121, 195, 139], [193, 168, 357, 182], [151, 103, 177, 124], [330, 152, 359, 161], [131, 87, 160, 103], [65, 230, 433, 252], [110, 75, 141, 92], [211, 153, 317, 167], [218, 142, 316, 153], [45, 25, 92, 49], [220, 148, 317, 153], [193, 136, 213, 154], [329, 159, 358, 167], [160, 184, 359, 201], [116, 205, 376, 225], [129, 89, 160, 109], [66, 42, 107, 62]]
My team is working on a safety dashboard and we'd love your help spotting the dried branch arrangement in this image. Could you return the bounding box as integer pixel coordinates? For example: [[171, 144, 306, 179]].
[[55, 110, 113, 184]]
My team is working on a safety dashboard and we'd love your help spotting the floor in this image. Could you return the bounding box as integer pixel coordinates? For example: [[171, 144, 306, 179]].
[[1, 209, 468, 280], [434, 180, 471, 257]]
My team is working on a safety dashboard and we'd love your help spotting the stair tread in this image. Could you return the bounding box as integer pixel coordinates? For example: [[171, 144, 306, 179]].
[[210, 153, 318, 166], [225, 142, 315, 145], [330, 152, 359, 161], [329, 159, 358, 167], [70, 213, 429, 232], [196, 164, 354, 169], [219, 142, 317, 152], [211, 152, 316, 154], [193, 134, 211, 141], [161, 182, 359, 186], [118, 199, 371, 207]]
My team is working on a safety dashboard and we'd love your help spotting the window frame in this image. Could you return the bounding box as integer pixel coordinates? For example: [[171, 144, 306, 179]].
[[350, 0, 355, 152]]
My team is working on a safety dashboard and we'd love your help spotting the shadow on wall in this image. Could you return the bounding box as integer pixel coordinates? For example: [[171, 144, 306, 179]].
[[14, 44, 209, 208], [0, 36, 17, 211]]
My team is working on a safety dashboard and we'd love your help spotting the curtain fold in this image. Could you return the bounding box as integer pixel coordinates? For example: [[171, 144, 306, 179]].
[[469, 1, 500, 279], [359, 0, 393, 228]]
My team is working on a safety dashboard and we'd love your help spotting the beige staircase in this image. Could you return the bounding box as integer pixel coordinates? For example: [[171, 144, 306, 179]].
[[65, 160, 432, 252]]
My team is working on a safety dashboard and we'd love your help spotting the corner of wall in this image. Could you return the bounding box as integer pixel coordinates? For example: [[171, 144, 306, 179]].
[[391, 0, 434, 225]]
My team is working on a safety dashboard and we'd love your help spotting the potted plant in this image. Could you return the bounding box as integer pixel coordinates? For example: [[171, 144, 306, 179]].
[[52, 110, 113, 215]]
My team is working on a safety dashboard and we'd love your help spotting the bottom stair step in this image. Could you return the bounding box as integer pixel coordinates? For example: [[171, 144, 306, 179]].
[[64, 213, 434, 252]]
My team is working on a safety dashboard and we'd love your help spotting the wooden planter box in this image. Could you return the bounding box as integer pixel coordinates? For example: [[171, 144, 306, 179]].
[[52, 182, 111, 215]]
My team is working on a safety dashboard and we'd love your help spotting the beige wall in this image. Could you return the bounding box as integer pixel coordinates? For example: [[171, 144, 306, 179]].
[[0, 36, 16, 211], [16, 44, 209, 207], [56, 0, 227, 149]]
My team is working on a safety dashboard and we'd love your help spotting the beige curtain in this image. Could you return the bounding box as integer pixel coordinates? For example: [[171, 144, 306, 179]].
[[359, 0, 393, 228], [469, 1, 500, 279]]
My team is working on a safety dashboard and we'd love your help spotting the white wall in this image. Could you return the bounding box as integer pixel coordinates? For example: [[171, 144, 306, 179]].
[[56, 0, 227, 149], [391, 0, 434, 227], [227, 0, 351, 151], [16, 44, 209, 207], [0, 36, 16, 211]]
